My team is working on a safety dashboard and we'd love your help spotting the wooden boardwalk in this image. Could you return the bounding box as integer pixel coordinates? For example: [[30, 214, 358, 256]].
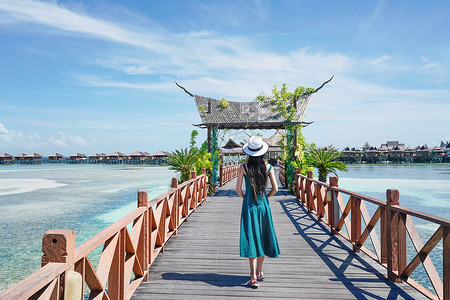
[[132, 171, 426, 299]]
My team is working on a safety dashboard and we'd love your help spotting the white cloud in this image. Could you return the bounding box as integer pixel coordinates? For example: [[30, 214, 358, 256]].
[[47, 131, 88, 147], [0, 123, 44, 149]]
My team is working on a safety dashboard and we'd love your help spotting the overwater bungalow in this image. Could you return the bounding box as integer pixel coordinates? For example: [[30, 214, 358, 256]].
[[128, 151, 146, 160], [14, 153, 27, 161], [69, 153, 86, 160], [25, 153, 42, 162], [107, 151, 125, 160], [150, 150, 169, 160], [0, 153, 13, 162], [48, 153, 64, 160], [89, 153, 106, 160]]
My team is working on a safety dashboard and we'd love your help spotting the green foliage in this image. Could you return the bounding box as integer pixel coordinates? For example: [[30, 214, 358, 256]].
[[190, 130, 198, 149], [217, 97, 229, 110], [166, 148, 198, 183], [198, 105, 207, 115], [257, 83, 316, 190], [194, 141, 213, 175], [305, 146, 347, 182]]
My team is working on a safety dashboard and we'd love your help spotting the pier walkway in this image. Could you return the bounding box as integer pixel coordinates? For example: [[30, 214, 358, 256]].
[[132, 172, 425, 299]]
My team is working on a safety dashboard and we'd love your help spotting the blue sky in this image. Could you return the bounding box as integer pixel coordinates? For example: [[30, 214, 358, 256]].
[[0, 0, 449, 156]]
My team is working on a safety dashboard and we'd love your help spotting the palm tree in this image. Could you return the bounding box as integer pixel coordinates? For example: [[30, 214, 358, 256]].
[[166, 148, 198, 183], [306, 146, 347, 182]]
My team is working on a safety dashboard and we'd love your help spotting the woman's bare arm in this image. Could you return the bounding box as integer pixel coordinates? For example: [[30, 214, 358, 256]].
[[235, 164, 245, 198], [266, 167, 278, 198]]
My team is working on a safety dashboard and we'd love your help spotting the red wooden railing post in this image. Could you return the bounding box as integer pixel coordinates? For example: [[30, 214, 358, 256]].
[[386, 189, 405, 283], [295, 168, 300, 201], [219, 164, 223, 186], [201, 168, 207, 200], [444, 226, 450, 300], [329, 177, 339, 235], [137, 190, 149, 280], [42, 229, 76, 266], [380, 205, 388, 265], [306, 171, 313, 211], [351, 197, 361, 252], [42, 229, 75, 297]]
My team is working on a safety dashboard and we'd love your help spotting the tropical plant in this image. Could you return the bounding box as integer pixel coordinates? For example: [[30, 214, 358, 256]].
[[166, 148, 198, 183], [256, 83, 315, 190], [306, 146, 347, 182]]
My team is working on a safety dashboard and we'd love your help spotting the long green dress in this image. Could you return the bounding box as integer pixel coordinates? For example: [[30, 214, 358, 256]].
[[240, 164, 280, 258]]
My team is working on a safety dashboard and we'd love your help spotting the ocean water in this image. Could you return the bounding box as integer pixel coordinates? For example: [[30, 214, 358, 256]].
[[0, 164, 448, 294], [0, 164, 176, 292], [334, 164, 450, 294]]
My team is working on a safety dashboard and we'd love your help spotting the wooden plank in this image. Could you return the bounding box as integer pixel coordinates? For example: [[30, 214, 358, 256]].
[[131, 174, 426, 300]]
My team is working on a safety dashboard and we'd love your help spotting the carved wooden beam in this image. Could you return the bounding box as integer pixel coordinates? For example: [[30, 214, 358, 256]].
[[175, 81, 194, 97], [314, 76, 334, 93]]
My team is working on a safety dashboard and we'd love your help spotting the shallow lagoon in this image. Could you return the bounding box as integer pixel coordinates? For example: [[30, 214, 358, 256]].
[[0, 164, 449, 293], [0, 164, 176, 292]]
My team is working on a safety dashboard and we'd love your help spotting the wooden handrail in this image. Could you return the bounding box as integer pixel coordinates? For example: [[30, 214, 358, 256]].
[[296, 172, 450, 300], [219, 163, 241, 186], [1, 170, 208, 300]]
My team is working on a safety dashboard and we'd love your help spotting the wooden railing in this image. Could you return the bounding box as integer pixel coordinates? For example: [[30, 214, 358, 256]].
[[278, 164, 286, 187], [296, 170, 450, 300], [1, 170, 208, 300], [219, 163, 240, 186]]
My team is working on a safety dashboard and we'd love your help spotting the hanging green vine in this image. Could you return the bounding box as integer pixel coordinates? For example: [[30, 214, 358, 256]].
[[257, 83, 314, 190]]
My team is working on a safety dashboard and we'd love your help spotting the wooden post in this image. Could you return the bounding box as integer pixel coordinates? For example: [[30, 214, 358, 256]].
[[191, 170, 197, 180], [219, 164, 223, 186], [42, 229, 75, 266], [295, 168, 300, 200], [398, 212, 407, 280], [443, 226, 450, 300], [380, 206, 387, 265], [41, 229, 75, 297], [306, 171, 313, 211], [137, 190, 149, 280], [329, 177, 339, 235], [351, 197, 361, 252], [386, 189, 402, 282], [201, 168, 207, 200], [207, 126, 212, 152]]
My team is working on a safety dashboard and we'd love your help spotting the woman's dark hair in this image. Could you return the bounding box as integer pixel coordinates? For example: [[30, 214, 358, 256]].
[[246, 155, 267, 201]]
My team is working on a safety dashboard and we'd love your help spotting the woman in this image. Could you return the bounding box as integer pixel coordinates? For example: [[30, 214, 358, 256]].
[[236, 135, 280, 288]]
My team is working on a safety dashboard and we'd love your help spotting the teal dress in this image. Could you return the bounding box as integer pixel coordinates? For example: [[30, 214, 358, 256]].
[[240, 164, 280, 258]]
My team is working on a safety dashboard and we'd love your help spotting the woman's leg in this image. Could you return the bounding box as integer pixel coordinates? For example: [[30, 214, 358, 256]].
[[248, 258, 257, 282], [256, 256, 264, 278]]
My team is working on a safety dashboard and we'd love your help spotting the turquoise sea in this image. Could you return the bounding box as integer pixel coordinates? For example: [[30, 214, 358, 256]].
[[0, 164, 448, 294], [0, 164, 176, 292]]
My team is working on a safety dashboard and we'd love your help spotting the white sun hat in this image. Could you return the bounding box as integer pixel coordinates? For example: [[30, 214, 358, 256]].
[[242, 136, 269, 157]]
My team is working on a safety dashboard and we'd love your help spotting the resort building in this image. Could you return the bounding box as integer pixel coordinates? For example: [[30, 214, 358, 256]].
[[25, 153, 42, 162], [107, 151, 125, 160], [69, 153, 86, 160], [150, 150, 169, 160], [14, 153, 27, 161], [340, 140, 450, 163], [128, 151, 146, 161], [48, 153, 64, 160], [0, 153, 13, 163]]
